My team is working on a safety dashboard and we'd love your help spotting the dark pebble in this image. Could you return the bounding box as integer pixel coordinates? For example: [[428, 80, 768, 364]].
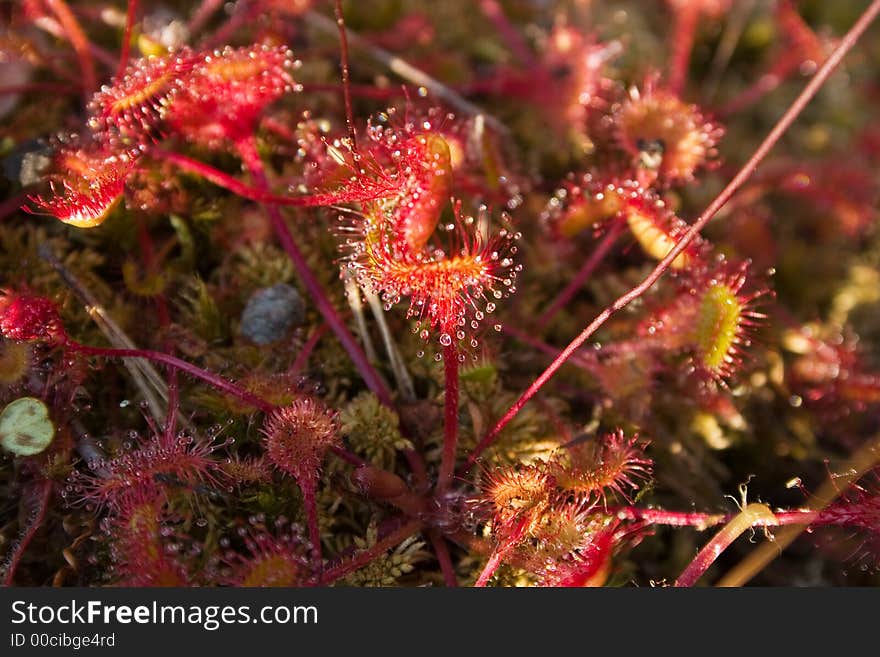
[[240, 283, 305, 345]]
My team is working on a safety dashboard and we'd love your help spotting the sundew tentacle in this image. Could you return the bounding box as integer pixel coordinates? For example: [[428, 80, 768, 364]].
[[613, 77, 723, 185], [690, 260, 770, 381], [343, 202, 521, 349], [26, 140, 141, 228], [167, 44, 302, 148], [542, 172, 705, 269], [88, 49, 198, 143]]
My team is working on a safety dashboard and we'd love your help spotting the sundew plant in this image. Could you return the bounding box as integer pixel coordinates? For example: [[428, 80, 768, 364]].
[[1, 0, 880, 587]]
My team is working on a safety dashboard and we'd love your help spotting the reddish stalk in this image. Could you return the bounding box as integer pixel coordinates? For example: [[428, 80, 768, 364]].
[[0, 83, 79, 96], [287, 323, 330, 377], [64, 341, 275, 414], [187, 0, 224, 36], [333, 0, 358, 153], [304, 10, 509, 136], [480, 0, 535, 67], [65, 338, 369, 469], [234, 136, 394, 407], [45, 0, 97, 98], [502, 324, 595, 371], [153, 150, 393, 207], [297, 82, 404, 101], [716, 57, 801, 118], [331, 446, 367, 468], [674, 503, 776, 587], [301, 482, 323, 567], [116, 0, 139, 79], [463, 0, 880, 472], [474, 550, 505, 587], [719, 430, 880, 586], [437, 344, 460, 492], [429, 530, 458, 587], [321, 519, 423, 584], [668, 6, 699, 95], [1, 478, 52, 586], [203, 0, 252, 48], [612, 506, 816, 528], [535, 223, 624, 330]]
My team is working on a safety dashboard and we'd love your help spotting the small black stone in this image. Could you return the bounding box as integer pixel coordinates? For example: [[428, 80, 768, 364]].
[[239, 283, 305, 345]]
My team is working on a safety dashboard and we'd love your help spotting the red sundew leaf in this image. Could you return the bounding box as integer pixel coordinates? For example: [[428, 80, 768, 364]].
[[26, 143, 141, 228], [167, 44, 301, 148], [88, 48, 199, 143], [614, 77, 723, 186]]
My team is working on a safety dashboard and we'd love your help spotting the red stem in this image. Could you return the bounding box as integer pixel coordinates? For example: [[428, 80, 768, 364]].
[[64, 340, 274, 414], [116, 0, 139, 79], [288, 323, 330, 377], [480, 0, 535, 67], [535, 223, 624, 330], [298, 82, 405, 101], [321, 519, 423, 584], [674, 503, 776, 587], [187, 0, 225, 35], [429, 530, 458, 587], [331, 446, 367, 468], [612, 506, 817, 528], [716, 56, 800, 118], [203, 0, 252, 48], [234, 136, 394, 407], [463, 0, 880, 472], [1, 478, 53, 586], [334, 0, 358, 154], [301, 482, 323, 569], [474, 550, 505, 587], [668, 6, 698, 95], [437, 344, 460, 492], [0, 83, 78, 96], [45, 0, 97, 99], [153, 150, 391, 207]]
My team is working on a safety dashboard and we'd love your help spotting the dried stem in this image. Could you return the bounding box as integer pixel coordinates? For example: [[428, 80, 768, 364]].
[[344, 274, 380, 364], [703, 0, 757, 103], [365, 290, 416, 401], [38, 243, 169, 425], [463, 0, 880, 471]]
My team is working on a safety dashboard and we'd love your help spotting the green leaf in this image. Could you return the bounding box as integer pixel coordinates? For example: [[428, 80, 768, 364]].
[[0, 397, 55, 456]]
